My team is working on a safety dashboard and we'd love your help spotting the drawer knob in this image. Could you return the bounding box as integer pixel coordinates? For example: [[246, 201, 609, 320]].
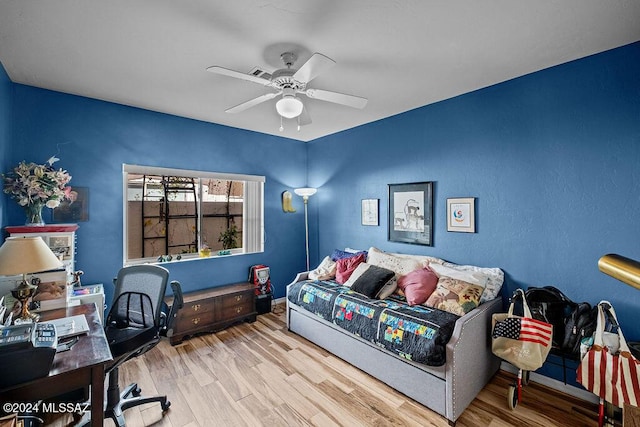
[[235, 295, 242, 302], [192, 317, 200, 325], [192, 304, 201, 312], [236, 307, 243, 314]]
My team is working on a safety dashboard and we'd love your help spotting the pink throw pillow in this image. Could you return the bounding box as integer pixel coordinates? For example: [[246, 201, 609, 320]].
[[397, 266, 439, 306], [335, 253, 366, 284]]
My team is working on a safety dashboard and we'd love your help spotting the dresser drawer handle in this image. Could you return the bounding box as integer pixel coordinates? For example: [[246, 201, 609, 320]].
[[192, 317, 200, 325], [235, 295, 243, 302], [236, 307, 243, 314], [192, 304, 201, 312]]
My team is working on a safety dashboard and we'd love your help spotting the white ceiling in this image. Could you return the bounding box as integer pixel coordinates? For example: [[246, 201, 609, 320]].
[[1, 1, 639, 142]]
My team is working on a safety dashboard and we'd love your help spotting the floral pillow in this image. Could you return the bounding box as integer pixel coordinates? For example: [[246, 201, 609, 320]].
[[440, 262, 504, 303], [424, 276, 483, 316]]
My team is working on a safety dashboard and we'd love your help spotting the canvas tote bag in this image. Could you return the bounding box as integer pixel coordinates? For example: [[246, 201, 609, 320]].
[[576, 301, 640, 408], [492, 288, 554, 371]]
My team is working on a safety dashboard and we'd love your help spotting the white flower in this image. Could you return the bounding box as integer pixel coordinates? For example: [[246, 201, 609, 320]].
[[46, 199, 60, 208]]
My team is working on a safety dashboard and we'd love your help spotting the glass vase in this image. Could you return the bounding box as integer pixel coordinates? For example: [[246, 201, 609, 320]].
[[24, 202, 45, 226]]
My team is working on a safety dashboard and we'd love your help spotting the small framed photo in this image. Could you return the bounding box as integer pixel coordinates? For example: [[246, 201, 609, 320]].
[[361, 199, 379, 226], [53, 186, 89, 222], [388, 182, 433, 246], [447, 197, 475, 233]]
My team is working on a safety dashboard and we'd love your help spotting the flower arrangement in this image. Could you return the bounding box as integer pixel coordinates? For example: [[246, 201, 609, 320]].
[[3, 156, 72, 224]]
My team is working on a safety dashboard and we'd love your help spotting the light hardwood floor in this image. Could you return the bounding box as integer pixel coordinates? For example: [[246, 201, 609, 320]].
[[46, 304, 601, 426]]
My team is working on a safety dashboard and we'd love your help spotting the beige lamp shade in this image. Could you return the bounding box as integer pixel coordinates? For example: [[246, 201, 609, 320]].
[[0, 236, 64, 276]]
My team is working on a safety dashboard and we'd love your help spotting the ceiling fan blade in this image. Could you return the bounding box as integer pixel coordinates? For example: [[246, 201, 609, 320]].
[[298, 105, 312, 126], [293, 53, 336, 84], [225, 92, 279, 113], [304, 88, 368, 109], [206, 66, 271, 86]]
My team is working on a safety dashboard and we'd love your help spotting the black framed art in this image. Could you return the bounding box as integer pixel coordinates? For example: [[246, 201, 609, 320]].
[[388, 182, 433, 246]]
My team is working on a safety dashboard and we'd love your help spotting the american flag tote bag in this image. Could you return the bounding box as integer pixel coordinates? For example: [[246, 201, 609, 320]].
[[491, 289, 553, 371], [576, 301, 640, 408]]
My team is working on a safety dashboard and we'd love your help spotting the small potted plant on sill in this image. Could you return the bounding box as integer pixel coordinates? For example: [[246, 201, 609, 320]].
[[218, 224, 238, 251]]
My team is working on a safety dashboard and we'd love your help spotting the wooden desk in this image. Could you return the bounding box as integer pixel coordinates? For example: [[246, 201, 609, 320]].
[[0, 304, 112, 427]]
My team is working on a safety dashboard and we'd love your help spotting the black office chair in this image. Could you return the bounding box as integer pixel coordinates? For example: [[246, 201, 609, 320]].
[[102, 264, 184, 427]]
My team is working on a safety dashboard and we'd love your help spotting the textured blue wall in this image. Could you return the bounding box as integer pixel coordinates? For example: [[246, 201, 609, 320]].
[[0, 63, 12, 226], [7, 85, 309, 303], [308, 42, 640, 345]]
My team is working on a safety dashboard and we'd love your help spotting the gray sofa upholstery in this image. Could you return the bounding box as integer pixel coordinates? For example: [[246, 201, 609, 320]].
[[286, 271, 502, 425]]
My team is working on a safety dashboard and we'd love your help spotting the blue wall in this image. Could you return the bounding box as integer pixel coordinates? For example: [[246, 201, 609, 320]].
[[308, 42, 640, 340], [0, 63, 12, 227], [7, 85, 309, 303], [1, 42, 639, 387]]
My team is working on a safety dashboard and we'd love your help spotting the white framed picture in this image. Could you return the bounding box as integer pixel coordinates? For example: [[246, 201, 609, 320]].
[[361, 199, 379, 226], [447, 197, 475, 233]]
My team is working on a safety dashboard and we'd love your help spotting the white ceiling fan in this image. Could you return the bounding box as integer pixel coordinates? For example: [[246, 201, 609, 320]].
[[206, 52, 368, 129]]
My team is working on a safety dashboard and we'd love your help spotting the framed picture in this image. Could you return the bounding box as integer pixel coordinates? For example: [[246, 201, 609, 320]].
[[447, 197, 475, 233], [53, 186, 89, 222], [388, 182, 433, 246], [361, 199, 379, 226]]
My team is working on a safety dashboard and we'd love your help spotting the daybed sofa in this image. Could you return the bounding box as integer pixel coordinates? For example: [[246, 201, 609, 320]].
[[286, 247, 504, 425]]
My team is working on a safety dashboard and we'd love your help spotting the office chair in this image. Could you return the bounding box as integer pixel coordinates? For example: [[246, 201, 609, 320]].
[[102, 264, 184, 427]]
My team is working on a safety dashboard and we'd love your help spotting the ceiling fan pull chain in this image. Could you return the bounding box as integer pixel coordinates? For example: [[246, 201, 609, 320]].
[[279, 115, 284, 132]]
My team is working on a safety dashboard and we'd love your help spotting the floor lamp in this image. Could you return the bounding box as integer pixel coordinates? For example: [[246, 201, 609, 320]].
[[294, 187, 317, 272]]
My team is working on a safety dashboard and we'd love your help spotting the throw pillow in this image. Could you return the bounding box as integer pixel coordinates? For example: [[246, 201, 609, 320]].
[[350, 265, 396, 299], [308, 256, 337, 280], [428, 263, 488, 287], [376, 277, 398, 299], [343, 262, 370, 287], [366, 247, 423, 276], [331, 248, 368, 261], [424, 276, 484, 316], [397, 266, 439, 305], [335, 253, 366, 284], [440, 262, 504, 303]]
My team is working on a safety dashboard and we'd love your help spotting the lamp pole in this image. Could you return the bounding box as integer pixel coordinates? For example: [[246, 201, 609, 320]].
[[302, 195, 310, 272], [294, 187, 317, 272]]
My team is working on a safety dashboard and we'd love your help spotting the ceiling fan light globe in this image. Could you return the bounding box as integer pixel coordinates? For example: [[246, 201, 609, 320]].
[[276, 96, 303, 118]]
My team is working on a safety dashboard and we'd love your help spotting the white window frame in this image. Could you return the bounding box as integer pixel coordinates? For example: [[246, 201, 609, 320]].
[[123, 164, 264, 265]]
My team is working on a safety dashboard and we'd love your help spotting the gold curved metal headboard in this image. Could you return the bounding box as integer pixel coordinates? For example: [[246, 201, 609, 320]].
[[598, 254, 640, 290]]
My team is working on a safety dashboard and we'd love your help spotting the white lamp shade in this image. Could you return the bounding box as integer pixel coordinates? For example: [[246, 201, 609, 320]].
[[294, 187, 317, 198], [276, 96, 304, 118], [0, 236, 64, 276]]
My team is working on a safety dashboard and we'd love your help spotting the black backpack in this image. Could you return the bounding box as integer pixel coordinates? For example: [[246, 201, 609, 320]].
[[525, 286, 574, 349], [561, 302, 597, 356], [525, 285, 597, 356]]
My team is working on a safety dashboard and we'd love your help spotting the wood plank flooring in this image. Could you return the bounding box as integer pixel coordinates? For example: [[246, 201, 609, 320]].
[[45, 304, 602, 426]]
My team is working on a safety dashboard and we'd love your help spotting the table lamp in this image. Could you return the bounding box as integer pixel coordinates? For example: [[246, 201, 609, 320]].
[[294, 187, 317, 272], [0, 236, 64, 323]]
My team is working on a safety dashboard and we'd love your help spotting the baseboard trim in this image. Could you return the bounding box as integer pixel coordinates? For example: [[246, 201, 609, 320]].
[[500, 361, 598, 404]]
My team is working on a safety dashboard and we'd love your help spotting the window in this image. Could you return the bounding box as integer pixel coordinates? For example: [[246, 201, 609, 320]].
[[123, 164, 264, 265]]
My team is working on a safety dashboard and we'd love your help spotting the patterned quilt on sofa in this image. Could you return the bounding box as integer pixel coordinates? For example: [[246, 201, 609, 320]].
[[287, 279, 460, 366]]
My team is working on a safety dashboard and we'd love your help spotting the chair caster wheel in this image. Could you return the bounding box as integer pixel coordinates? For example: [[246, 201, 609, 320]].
[[507, 384, 518, 410], [161, 400, 171, 412]]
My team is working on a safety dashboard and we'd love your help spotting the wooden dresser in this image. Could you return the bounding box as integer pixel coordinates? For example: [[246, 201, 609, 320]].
[[166, 282, 256, 345]]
